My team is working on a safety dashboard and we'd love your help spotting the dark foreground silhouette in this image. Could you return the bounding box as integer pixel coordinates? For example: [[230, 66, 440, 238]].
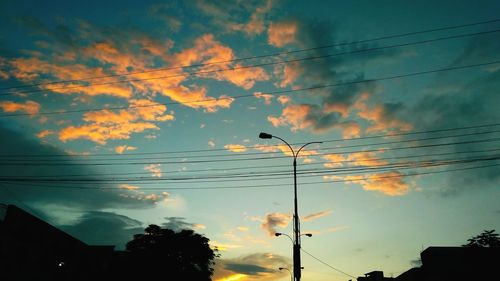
[[356, 230, 500, 281], [0, 204, 217, 281]]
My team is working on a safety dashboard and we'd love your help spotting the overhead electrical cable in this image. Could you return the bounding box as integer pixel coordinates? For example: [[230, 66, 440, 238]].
[[1, 137, 498, 166], [2, 18, 499, 92], [1, 162, 497, 190], [1, 129, 498, 162], [3, 147, 499, 179], [1, 123, 498, 157], [2, 28, 499, 99], [1, 155, 497, 184], [1, 59, 499, 118]]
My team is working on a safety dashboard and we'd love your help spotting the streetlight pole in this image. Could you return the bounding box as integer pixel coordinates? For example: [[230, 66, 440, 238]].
[[279, 267, 293, 281], [259, 132, 322, 281]]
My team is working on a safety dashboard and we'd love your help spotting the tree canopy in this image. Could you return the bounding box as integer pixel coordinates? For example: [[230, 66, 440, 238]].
[[462, 229, 500, 248], [123, 224, 218, 281]]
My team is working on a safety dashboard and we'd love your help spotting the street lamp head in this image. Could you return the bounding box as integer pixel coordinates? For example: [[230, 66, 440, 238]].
[[304, 233, 312, 237], [274, 232, 282, 237], [279, 267, 285, 270], [259, 132, 273, 139]]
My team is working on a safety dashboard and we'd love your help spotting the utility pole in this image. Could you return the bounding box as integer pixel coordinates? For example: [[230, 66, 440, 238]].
[[259, 132, 322, 281]]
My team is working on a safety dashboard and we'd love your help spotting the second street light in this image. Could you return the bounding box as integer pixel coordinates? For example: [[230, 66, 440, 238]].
[[259, 132, 322, 281]]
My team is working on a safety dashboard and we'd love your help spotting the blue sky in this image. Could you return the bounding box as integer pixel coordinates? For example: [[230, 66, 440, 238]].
[[1, 1, 499, 280]]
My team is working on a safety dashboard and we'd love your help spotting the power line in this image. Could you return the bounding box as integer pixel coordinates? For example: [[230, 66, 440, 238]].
[[300, 248, 357, 278], [1, 59, 499, 118], [3, 147, 499, 179], [2, 155, 497, 184], [1, 161, 498, 189], [2, 18, 499, 92], [1, 123, 498, 157], [3, 28, 499, 97], [2, 128, 497, 162], [1, 136, 498, 166]]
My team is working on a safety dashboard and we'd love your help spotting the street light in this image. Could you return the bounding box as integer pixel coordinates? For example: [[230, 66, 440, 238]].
[[260, 132, 322, 281], [275, 232, 313, 241], [279, 267, 292, 281]]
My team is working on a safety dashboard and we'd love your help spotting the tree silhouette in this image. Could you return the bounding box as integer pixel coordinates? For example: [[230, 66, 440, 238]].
[[123, 224, 218, 281], [462, 229, 500, 248]]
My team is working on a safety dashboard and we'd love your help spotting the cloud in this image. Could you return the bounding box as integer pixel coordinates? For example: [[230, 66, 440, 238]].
[[228, 0, 273, 36], [268, 20, 298, 47], [302, 210, 333, 222], [2, 24, 254, 115], [144, 164, 162, 177], [267, 17, 406, 136], [60, 211, 144, 250], [346, 151, 388, 167], [340, 171, 411, 196], [36, 129, 54, 138], [115, 145, 137, 154], [260, 212, 292, 236], [254, 92, 274, 105], [214, 253, 291, 281], [120, 184, 140, 190], [354, 94, 412, 134], [59, 99, 173, 144], [148, 3, 183, 32], [173, 34, 269, 90], [0, 123, 161, 212], [194, 0, 274, 37], [0, 100, 40, 115], [161, 217, 202, 232], [224, 144, 247, 152]]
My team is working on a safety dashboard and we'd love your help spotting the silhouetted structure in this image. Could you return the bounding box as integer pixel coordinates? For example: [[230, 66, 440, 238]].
[[0, 204, 218, 281], [357, 270, 394, 280], [0, 204, 115, 280], [357, 246, 500, 281]]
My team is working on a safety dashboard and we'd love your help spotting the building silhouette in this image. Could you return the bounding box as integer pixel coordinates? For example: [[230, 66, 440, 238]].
[[0, 204, 115, 280], [356, 245, 500, 281]]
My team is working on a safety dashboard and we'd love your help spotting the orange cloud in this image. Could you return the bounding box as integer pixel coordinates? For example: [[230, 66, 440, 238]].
[[156, 85, 234, 113], [128, 99, 175, 121], [228, 0, 273, 36], [346, 151, 388, 167], [253, 144, 293, 156], [59, 99, 173, 144], [261, 212, 292, 236], [322, 154, 346, 168], [254, 92, 274, 105], [302, 210, 332, 222], [115, 145, 137, 154], [343, 171, 410, 196], [144, 164, 162, 178], [36, 129, 54, 138], [268, 21, 298, 47], [45, 82, 132, 98], [267, 104, 314, 131], [9, 56, 134, 98], [277, 95, 291, 105], [338, 122, 362, 139], [60, 121, 157, 144], [275, 62, 302, 88], [224, 144, 247, 152], [120, 184, 140, 190], [214, 253, 290, 281], [324, 103, 349, 118], [174, 34, 269, 89], [7, 34, 242, 112], [0, 100, 40, 115], [355, 95, 413, 134]]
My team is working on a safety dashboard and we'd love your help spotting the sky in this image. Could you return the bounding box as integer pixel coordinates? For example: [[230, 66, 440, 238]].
[[0, 0, 499, 280]]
